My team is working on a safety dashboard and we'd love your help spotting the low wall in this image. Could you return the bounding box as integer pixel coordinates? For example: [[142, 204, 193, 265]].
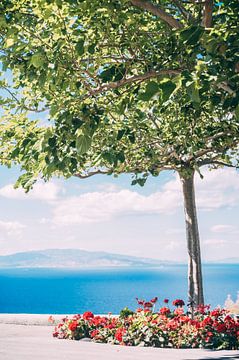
[[0, 314, 116, 326]]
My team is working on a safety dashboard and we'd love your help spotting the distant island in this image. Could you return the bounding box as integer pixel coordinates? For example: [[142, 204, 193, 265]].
[[0, 249, 238, 269], [0, 249, 178, 268]]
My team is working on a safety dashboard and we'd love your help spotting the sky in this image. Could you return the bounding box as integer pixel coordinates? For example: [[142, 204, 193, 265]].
[[0, 164, 238, 262]]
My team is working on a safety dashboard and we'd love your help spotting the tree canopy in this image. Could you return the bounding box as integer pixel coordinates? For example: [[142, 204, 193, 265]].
[[0, 0, 238, 189]]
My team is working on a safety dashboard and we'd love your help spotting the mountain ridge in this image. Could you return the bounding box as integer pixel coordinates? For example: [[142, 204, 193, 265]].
[[0, 249, 238, 268], [0, 248, 178, 268]]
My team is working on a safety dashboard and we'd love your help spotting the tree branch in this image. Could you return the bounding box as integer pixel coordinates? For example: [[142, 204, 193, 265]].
[[202, 0, 213, 28], [172, 0, 195, 23], [89, 69, 181, 96], [217, 82, 236, 96], [199, 159, 237, 168], [2, 86, 49, 113], [188, 130, 237, 162], [74, 169, 111, 179], [131, 0, 183, 29]]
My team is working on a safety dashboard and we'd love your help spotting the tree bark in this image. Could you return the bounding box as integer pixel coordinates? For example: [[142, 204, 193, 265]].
[[180, 171, 204, 308]]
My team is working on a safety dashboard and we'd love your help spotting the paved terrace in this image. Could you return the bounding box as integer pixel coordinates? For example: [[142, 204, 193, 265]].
[[0, 315, 238, 360]]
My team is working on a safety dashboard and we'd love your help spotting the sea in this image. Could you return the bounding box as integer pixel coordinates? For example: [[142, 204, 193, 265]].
[[0, 264, 238, 314]]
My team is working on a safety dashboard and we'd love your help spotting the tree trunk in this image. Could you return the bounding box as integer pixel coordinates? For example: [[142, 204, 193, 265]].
[[180, 171, 204, 308]]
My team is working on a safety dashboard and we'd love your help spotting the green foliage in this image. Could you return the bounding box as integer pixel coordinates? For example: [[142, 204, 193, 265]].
[[0, 0, 238, 189], [54, 305, 239, 350], [119, 307, 134, 319]]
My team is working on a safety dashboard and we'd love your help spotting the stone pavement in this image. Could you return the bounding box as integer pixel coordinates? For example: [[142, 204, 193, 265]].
[[0, 324, 239, 360]]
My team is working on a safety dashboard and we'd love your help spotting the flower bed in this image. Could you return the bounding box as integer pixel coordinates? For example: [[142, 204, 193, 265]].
[[52, 297, 239, 350]]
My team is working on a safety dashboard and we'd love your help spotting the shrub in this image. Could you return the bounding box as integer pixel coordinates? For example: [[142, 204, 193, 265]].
[[53, 298, 239, 350]]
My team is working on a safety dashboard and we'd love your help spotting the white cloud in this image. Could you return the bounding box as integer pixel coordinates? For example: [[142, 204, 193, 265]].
[[0, 181, 63, 201], [162, 168, 239, 211], [165, 228, 185, 235], [195, 168, 239, 210], [52, 188, 182, 225], [203, 238, 227, 246], [48, 167, 239, 225], [165, 240, 182, 251], [96, 183, 122, 193], [0, 220, 25, 237], [211, 224, 239, 234]]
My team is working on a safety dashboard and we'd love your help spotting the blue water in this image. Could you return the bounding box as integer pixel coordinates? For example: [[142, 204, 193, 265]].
[[0, 265, 238, 314]]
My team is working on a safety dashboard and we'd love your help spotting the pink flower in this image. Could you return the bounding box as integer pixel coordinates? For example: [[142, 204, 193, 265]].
[[48, 316, 54, 323], [174, 307, 184, 315]]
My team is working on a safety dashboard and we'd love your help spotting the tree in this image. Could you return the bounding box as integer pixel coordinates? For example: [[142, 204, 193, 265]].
[[0, 0, 238, 306]]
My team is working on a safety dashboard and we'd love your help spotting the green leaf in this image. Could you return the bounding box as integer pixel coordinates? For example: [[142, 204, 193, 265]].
[[128, 133, 135, 144], [31, 53, 45, 68], [114, 65, 126, 81], [159, 80, 176, 102], [102, 152, 115, 164], [99, 66, 116, 83], [0, 15, 7, 28], [117, 129, 126, 140], [116, 151, 125, 163], [76, 39, 85, 56], [235, 105, 239, 120], [48, 137, 56, 148], [180, 26, 204, 45], [88, 43, 96, 54], [76, 135, 91, 154], [15, 173, 36, 192], [187, 83, 200, 104], [5, 38, 15, 48], [140, 81, 159, 101], [191, 87, 200, 104]]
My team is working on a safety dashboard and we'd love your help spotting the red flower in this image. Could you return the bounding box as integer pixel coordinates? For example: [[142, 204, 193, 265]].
[[115, 327, 126, 342], [160, 307, 170, 315], [136, 298, 145, 306], [164, 298, 169, 304], [180, 315, 190, 323], [144, 302, 153, 308], [150, 297, 158, 304], [224, 315, 233, 323], [83, 311, 94, 320], [210, 309, 221, 318], [53, 331, 59, 337], [90, 329, 100, 338], [196, 304, 210, 315], [136, 308, 143, 312], [216, 323, 227, 333], [68, 320, 78, 332], [73, 314, 81, 320], [172, 299, 185, 307], [202, 316, 213, 326]]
